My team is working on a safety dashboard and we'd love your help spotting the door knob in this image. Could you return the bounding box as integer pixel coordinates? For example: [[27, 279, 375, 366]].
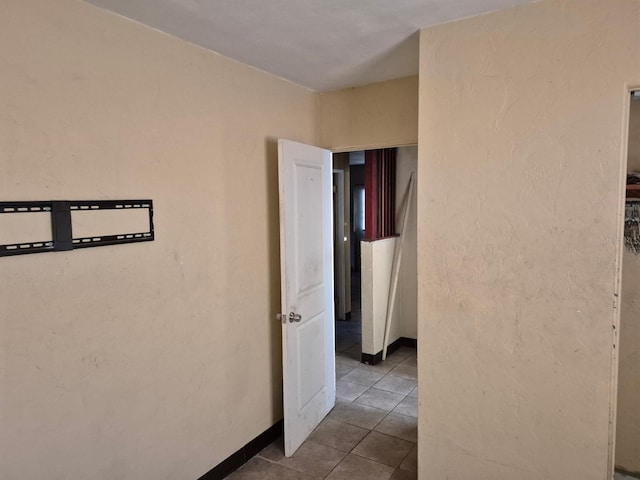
[[276, 312, 302, 323]]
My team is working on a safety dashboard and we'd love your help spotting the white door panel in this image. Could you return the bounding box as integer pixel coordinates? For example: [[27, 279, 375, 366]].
[[278, 139, 335, 456]]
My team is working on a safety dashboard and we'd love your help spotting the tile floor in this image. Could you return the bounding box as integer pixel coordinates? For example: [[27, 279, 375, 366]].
[[617, 473, 639, 480], [227, 308, 418, 480]]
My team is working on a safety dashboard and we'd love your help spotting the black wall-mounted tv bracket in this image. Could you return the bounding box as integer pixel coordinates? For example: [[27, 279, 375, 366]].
[[0, 200, 154, 257]]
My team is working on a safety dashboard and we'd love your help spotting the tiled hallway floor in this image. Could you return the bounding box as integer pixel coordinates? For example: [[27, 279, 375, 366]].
[[228, 313, 418, 480]]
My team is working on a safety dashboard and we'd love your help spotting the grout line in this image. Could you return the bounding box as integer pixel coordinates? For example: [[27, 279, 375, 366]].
[[396, 444, 416, 474]]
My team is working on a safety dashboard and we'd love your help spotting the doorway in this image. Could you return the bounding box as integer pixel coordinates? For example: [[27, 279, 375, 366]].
[[232, 144, 419, 479], [332, 147, 417, 363], [614, 90, 640, 480], [331, 146, 418, 475]]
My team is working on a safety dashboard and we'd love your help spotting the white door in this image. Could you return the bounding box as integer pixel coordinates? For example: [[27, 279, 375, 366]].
[[278, 139, 336, 456]]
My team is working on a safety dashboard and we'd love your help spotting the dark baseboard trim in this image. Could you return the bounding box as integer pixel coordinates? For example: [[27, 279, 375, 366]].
[[197, 420, 283, 480], [402, 337, 418, 348], [617, 467, 640, 479], [361, 337, 417, 365]]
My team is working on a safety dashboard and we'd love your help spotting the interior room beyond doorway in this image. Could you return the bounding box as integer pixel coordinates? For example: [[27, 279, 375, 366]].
[[333, 146, 418, 367]]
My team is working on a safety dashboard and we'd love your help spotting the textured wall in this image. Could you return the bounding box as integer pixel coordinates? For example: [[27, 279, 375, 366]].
[[417, 1, 640, 479], [318, 76, 418, 152], [0, 1, 317, 479], [396, 146, 418, 340], [617, 98, 640, 473]]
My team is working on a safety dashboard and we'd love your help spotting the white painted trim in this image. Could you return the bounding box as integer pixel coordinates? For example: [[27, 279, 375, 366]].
[[609, 84, 640, 478]]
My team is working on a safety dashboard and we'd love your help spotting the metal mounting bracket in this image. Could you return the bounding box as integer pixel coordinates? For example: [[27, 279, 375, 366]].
[[0, 199, 154, 257]]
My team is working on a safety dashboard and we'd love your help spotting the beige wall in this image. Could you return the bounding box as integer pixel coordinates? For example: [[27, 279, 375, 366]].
[[418, 1, 640, 479], [396, 146, 418, 340], [617, 98, 640, 473], [0, 1, 317, 479], [318, 76, 418, 152]]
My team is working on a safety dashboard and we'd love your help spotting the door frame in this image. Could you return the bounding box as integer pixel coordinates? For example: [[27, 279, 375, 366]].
[[333, 169, 346, 321], [279, 143, 419, 452], [609, 85, 639, 476]]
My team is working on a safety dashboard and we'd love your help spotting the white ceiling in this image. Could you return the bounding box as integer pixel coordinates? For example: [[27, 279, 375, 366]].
[[85, 0, 537, 92]]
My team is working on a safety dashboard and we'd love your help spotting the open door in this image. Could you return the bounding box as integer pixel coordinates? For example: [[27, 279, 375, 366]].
[[278, 139, 336, 457]]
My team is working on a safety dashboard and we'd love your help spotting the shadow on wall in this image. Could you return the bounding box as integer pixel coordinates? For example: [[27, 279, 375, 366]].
[[265, 138, 284, 421]]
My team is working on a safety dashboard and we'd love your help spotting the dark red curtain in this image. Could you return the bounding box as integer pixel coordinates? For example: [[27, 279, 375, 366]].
[[364, 148, 396, 240]]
